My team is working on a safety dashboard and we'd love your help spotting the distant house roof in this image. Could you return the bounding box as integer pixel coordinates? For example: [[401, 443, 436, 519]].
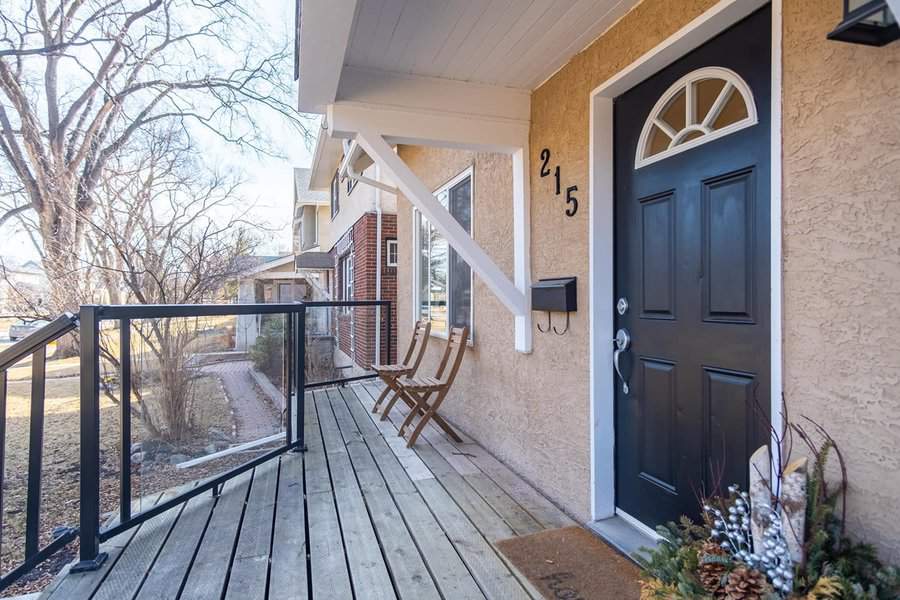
[[295, 252, 334, 270], [234, 254, 290, 276], [294, 167, 329, 207]]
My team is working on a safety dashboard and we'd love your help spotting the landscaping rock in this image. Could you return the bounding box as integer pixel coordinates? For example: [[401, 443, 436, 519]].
[[207, 427, 230, 442], [141, 439, 175, 460], [168, 454, 190, 465]]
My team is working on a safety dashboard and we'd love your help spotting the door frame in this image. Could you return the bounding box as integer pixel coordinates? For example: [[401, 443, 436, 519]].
[[588, 0, 782, 523]]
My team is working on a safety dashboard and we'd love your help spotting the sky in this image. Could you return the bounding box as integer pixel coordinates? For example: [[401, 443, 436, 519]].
[[2, 0, 316, 263], [210, 1, 317, 256]]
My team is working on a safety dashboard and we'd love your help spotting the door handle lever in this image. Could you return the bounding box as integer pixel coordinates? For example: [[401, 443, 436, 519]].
[[613, 328, 630, 394]]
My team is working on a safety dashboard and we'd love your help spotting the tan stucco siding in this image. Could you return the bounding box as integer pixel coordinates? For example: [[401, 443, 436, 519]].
[[782, 0, 900, 562], [396, 0, 725, 525], [394, 0, 900, 560], [393, 148, 598, 516]]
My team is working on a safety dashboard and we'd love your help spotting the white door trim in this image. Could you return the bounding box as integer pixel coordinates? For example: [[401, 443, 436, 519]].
[[588, 0, 781, 521]]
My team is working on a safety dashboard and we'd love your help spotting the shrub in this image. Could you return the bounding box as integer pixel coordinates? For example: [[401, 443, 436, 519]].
[[250, 316, 284, 387]]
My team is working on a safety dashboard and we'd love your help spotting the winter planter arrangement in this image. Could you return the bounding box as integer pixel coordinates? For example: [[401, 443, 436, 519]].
[[637, 418, 900, 599]]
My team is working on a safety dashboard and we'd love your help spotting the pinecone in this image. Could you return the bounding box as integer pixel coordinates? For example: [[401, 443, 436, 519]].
[[698, 541, 729, 598], [724, 566, 771, 600]]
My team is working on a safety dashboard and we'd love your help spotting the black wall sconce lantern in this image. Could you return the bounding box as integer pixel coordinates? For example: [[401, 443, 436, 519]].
[[531, 277, 577, 335], [827, 0, 899, 46]]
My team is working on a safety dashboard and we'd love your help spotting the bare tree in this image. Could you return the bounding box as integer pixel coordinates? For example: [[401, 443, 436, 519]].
[[0, 0, 308, 322], [85, 124, 257, 441]]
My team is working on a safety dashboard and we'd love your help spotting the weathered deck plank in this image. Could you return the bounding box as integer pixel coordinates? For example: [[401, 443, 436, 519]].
[[351, 385, 536, 599], [330, 389, 442, 600], [44, 495, 162, 600], [316, 389, 396, 600], [304, 390, 353, 600], [269, 453, 307, 600], [179, 473, 252, 600], [224, 458, 279, 600], [42, 383, 570, 600], [342, 386, 486, 600], [133, 490, 215, 600]]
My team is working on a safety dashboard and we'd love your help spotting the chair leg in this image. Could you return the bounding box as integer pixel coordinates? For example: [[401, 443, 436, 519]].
[[406, 406, 439, 447], [372, 377, 393, 412], [405, 390, 454, 447], [398, 391, 426, 437], [430, 413, 463, 443], [379, 390, 400, 419]]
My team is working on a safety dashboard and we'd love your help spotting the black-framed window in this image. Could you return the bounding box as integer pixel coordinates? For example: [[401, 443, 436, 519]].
[[414, 168, 472, 338], [386, 239, 398, 267], [330, 171, 340, 218], [340, 254, 353, 301]]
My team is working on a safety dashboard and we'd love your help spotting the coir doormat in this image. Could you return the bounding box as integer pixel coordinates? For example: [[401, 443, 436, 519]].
[[496, 526, 641, 600]]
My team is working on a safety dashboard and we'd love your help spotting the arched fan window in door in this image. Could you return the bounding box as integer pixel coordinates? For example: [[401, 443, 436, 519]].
[[635, 67, 758, 169]]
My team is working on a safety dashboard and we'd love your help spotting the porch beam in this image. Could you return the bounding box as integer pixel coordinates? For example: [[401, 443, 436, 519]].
[[329, 102, 530, 154], [355, 130, 531, 349]]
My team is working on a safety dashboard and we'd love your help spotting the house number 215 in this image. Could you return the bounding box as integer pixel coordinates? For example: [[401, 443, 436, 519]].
[[539, 148, 578, 217]]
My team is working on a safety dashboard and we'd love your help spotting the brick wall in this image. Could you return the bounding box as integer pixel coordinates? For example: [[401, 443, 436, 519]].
[[331, 212, 398, 367]]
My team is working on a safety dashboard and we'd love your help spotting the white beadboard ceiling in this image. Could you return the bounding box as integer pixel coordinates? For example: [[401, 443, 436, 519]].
[[342, 0, 638, 91]]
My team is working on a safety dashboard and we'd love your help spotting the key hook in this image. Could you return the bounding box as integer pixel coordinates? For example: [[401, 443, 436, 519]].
[[552, 312, 570, 335], [537, 311, 552, 333]]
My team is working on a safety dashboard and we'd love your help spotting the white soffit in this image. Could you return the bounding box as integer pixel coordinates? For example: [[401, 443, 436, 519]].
[[309, 126, 344, 191], [344, 0, 640, 91], [297, 0, 641, 114], [297, 0, 358, 113]]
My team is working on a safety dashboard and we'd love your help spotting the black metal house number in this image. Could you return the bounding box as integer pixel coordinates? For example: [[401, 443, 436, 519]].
[[539, 148, 578, 217]]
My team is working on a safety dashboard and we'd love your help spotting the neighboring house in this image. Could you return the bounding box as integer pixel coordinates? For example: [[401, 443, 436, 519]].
[[299, 155, 398, 369], [234, 254, 309, 350], [0, 258, 48, 312], [297, 0, 900, 563]]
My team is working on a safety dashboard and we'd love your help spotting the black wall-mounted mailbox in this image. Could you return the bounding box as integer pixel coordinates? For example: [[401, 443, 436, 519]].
[[531, 277, 577, 313]]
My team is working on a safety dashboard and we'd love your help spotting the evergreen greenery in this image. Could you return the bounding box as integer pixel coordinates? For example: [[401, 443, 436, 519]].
[[635, 432, 900, 600]]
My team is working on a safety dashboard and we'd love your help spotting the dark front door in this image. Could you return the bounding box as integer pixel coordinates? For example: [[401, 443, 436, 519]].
[[614, 6, 771, 528]]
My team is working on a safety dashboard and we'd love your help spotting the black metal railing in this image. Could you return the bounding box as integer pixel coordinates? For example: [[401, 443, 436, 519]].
[[0, 314, 81, 591], [0, 300, 392, 589]]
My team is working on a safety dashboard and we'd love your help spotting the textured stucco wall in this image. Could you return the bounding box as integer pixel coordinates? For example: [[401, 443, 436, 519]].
[[782, 0, 900, 562], [395, 0, 900, 560], [394, 0, 719, 523]]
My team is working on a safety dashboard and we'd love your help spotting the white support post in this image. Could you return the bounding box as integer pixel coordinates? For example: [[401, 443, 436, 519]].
[[512, 147, 533, 353], [355, 129, 529, 325]]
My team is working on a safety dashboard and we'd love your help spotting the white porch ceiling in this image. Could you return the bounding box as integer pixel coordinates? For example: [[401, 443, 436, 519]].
[[296, 0, 640, 114], [344, 0, 637, 90]]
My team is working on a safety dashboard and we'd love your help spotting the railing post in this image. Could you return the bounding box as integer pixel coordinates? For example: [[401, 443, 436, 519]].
[[385, 301, 393, 364], [294, 304, 306, 451], [284, 312, 293, 447], [0, 370, 7, 554], [24, 345, 46, 559], [119, 319, 131, 523], [73, 305, 107, 572]]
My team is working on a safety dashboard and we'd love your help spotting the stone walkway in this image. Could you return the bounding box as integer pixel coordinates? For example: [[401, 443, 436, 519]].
[[201, 360, 281, 442]]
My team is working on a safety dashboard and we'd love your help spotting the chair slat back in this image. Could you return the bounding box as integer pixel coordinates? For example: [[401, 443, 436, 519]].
[[408, 320, 432, 371], [400, 320, 430, 367], [435, 326, 468, 384]]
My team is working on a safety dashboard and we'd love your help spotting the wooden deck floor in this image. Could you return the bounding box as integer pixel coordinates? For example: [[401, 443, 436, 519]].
[[40, 382, 575, 600]]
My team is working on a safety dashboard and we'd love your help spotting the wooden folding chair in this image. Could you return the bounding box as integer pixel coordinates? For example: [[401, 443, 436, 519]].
[[395, 326, 468, 448], [371, 320, 431, 417]]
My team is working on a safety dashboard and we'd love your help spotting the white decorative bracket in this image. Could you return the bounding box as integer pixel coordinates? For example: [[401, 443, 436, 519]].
[[354, 129, 533, 353]]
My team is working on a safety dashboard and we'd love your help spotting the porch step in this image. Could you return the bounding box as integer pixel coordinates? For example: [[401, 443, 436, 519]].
[[588, 515, 659, 562]]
